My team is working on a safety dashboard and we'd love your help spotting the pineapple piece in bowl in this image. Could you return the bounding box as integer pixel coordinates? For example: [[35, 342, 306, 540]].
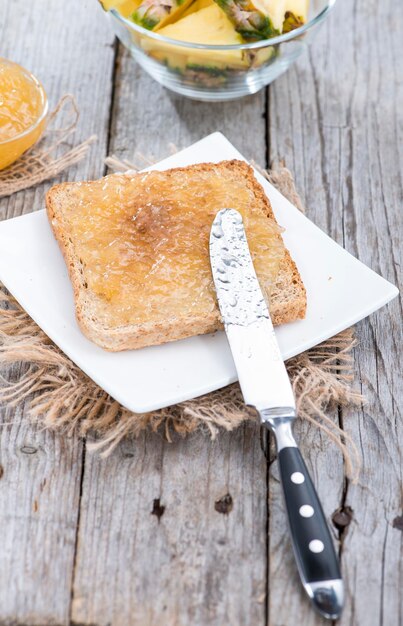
[[100, 0, 141, 17], [132, 0, 194, 30], [210, 0, 308, 39], [282, 0, 309, 30], [180, 0, 215, 17], [140, 2, 277, 86], [100, 0, 195, 29], [142, 4, 251, 72], [214, 0, 285, 40], [285, 0, 309, 21]]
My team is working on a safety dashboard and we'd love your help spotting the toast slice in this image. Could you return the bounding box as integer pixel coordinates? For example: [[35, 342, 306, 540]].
[[46, 160, 306, 351]]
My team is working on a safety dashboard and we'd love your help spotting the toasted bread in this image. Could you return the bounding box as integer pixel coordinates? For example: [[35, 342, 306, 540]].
[[46, 160, 306, 351]]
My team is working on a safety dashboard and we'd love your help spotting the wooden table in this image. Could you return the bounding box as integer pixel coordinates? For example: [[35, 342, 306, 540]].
[[0, 1, 401, 624]]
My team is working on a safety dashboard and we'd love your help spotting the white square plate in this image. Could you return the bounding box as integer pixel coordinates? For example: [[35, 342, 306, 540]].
[[0, 133, 398, 412]]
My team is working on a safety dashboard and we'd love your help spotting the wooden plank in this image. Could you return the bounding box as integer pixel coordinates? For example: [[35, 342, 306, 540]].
[[0, 0, 116, 623], [334, 0, 403, 622], [267, 10, 346, 624], [268, 0, 403, 623], [72, 426, 267, 626], [71, 59, 269, 626], [0, 389, 83, 626]]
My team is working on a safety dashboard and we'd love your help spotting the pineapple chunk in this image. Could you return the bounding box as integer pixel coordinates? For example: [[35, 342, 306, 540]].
[[285, 0, 309, 21], [100, 0, 140, 16], [132, 0, 194, 30], [181, 0, 214, 18], [142, 4, 248, 70], [253, 0, 286, 32], [214, 0, 284, 40], [282, 0, 309, 33]]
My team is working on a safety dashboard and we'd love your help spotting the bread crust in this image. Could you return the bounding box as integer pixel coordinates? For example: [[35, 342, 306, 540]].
[[46, 160, 306, 351]]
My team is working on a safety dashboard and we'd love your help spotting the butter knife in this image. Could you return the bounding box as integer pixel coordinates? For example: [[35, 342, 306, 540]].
[[209, 208, 343, 620]]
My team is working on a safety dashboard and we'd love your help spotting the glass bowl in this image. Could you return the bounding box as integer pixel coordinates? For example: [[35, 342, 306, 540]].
[[106, 0, 336, 102], [0, 59, 48, 171]]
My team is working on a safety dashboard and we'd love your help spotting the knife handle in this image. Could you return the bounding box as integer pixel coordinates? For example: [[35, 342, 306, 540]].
[[271, 421, 344, 620]]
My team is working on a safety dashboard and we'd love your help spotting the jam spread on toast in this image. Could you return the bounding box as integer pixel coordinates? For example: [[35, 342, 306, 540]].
[[59, 167, 285, 326]]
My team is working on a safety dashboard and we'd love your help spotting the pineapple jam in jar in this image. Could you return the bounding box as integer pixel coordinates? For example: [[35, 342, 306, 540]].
[[0, 58, 48, 170]]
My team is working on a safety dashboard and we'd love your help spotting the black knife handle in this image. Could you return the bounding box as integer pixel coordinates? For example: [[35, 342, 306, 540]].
[[278, 444, 343, 619], [263, 416, 344, 620], [279, 445, 340, 575]]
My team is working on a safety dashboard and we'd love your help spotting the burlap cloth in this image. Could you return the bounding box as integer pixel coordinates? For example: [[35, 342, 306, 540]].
[[0, 139, 363, 480]]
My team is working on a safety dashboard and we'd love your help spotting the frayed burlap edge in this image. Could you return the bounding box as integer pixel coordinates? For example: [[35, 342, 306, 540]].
[[0, 95, 96, 198], [0, 156, 364, 479]]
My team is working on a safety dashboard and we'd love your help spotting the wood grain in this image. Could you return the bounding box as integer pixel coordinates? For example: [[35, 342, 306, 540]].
[[72, 425, 267, 626], [0, 0, 115, 623], [268, 0, 403, 623], [335, 0, 403, 623], [0, 390, 83, 626], [267, 8, 346, 624]]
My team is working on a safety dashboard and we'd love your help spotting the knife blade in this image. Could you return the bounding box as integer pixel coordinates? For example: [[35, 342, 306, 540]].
[[210, 208, 344, 620]]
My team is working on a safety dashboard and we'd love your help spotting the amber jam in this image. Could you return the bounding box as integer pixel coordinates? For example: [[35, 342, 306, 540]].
[[59, 167, 285, 327], [0, 58, 48, 170]]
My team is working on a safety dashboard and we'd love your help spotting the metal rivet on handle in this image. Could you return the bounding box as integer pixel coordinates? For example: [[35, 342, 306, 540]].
[[309, 540, 324, 553], [291, 472, 305, 484], [299, 505, 314, 518]]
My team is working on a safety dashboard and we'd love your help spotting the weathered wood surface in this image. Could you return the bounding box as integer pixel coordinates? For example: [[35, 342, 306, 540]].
[[0, 0, 115, 624], [72, 426, 267, 626], [0, 395, 83, 626], [269, 1, 403, 624], [331, 1, 403, 623], [0, 0, 402, 625]]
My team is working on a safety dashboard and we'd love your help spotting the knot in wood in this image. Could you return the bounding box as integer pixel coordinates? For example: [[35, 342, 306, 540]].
[[215, 493, 233, 515]]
